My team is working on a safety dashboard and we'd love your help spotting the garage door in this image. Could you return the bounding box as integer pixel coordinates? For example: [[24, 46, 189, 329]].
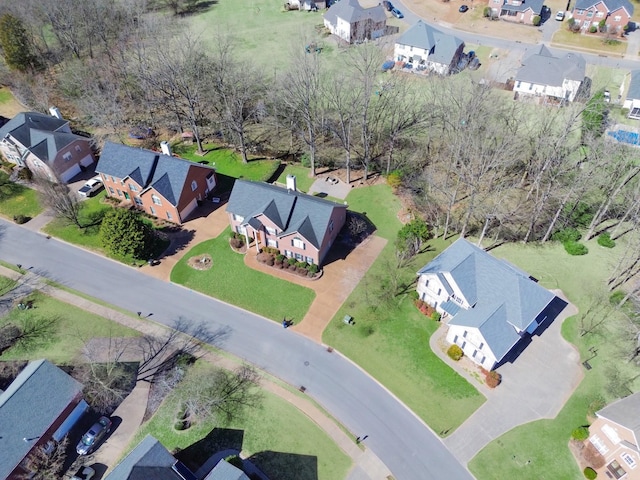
[[180, 198, 198, 222], [59, 163, 81, 183], [79, 154, 94, 167]]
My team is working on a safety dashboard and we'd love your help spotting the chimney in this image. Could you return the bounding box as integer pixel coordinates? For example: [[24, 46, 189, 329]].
[[49, 106, 63, 120], [286, 174, 297, 192], [160, 141, 172, 156]]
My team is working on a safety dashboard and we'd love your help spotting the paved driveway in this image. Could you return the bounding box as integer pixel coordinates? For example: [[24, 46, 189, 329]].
[[443, 291, 582, 464]]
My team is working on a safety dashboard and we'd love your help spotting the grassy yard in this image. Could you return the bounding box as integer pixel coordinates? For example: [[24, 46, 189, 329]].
[[469, 236, 639, 479], [0, 172, 43, 220], [0, 291, 140, 363], [345, 184, 403, 241], [133, 361, 351, 480], [171, 229, 315, 322], [552, 28, 627, 55], [275, 164, 316, 193]]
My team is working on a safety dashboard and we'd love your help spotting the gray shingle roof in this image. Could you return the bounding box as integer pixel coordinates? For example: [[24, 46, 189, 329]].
[[597, 392, 640, 443], [574, 0, 633, 14], [515, 45, 585, 86], [96, 142, 215, 207], [0, 359, 83, 479], [324, 0, 386, 25], [204, 460, 250, 480], [417, 238, 555, 361], [105, 435, 188, 480], [500, 0, 544, 13], [226, 180, 346, 249], [627, 69, 640, 101], [396, 21, 464, 66]]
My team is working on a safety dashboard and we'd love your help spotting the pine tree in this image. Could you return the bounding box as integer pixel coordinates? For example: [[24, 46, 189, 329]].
[[0, 14, 38, 72]]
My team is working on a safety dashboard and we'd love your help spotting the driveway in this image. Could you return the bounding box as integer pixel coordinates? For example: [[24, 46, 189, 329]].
[[442, 290, 582, 464]]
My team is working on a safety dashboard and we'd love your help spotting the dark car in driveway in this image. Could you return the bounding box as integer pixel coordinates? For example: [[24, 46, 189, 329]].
[[76, 416, 112, 455], [459, 5, 469, 12], [391, 7, 403, 18], [382, 0, 394, 11]]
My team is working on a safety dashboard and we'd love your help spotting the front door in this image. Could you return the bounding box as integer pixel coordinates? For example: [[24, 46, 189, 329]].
[[124, 192, 130, 200]]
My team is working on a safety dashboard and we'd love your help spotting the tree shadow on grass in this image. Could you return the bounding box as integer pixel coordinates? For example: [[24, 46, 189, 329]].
[[175, 427, 245, 472]]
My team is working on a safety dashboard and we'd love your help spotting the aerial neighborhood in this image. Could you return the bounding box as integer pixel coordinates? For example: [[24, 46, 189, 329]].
[[1, 0, 640, 479]]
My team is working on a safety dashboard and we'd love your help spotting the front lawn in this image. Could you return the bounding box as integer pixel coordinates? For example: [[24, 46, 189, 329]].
[[552, 29, 627, 55], [0, 290, 140, 363], [0, 172, 42, 219], [171, 230, 315, 322], [133, 362, 351, 480], [345, 184, 403, 241]]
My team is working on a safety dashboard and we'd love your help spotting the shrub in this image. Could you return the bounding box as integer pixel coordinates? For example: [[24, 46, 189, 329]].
[[276, 254, 285, 263], [300, 152, 310, 167], [13, 214, 29, 224], [387, 171, 402, 190], [583, 467, 597, 479], [589, 25, 598, 33], [447, 344, 463, 361], [431, 311, 441, 322], [597, 232, 615, 248], [483, 6, 491, 16], [532, 15, 541, 26], [296, 261, 308, 269], [287, 257, 297, 266], [552, 227, 581, 243], [564, 240, 589, 256], [230, 237, 244, 249], [609, 291, 625, 306], [307, 263, 319, 274], [16, 167, 32, 181], [485, 370, 502, 388], [572, 426, 590, 441]]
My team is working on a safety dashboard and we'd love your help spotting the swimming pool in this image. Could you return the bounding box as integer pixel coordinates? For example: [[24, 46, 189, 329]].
[[608, 129, 640, 145]]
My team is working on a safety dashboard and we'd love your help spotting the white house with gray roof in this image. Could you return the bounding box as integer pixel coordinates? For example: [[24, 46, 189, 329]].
[[227, 178, 347, 266], [1, 360, 88, 480], [513, 45, 586, 103], [416, 239, 555, 370], [394, 21, 465, 75], [323, 0, 387, 44], [624, 69, 640, 119]]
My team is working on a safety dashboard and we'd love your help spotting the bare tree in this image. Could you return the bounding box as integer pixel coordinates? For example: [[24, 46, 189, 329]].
[[18, 437, 68, 480], [37, 179, 86, 228]]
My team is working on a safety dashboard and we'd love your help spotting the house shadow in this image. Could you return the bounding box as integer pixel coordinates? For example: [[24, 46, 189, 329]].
[[174, 427, 245, 473], [322, 211, 376, 267], [247, 451, 318, 480]]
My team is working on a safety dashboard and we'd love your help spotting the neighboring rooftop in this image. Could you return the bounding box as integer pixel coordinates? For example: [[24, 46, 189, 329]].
[[515, 45, 585, 87], [396, 21, 464, 65], [597, 392, 640, 442], [628, 70, 640, 100], [574, 0, 634, 14], [324, 0, 386, 25], [500, 0, 544, 13]]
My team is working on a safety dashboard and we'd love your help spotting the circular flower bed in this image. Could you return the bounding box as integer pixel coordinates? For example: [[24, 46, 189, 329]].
[[187, 254, 213, 271]]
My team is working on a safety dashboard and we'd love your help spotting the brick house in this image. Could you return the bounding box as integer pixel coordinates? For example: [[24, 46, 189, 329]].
[[1, 360, 89, 480], [488, 0, 544, 24], [226, 177, 347, 266], [571, 0, 633, 34], [0, 109, 95, 182], [96, 141, 217, 225], [323, 0, 387, 44]]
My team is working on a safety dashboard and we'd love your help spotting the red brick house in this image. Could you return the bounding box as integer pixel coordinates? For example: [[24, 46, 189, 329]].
[[0, 110, 95, 182], [96, 141, 217, 225], [1, 360, 88, 479], [488, 0, 544, 24], [571, 0, 633, 34], [226, 177, 347, 266]]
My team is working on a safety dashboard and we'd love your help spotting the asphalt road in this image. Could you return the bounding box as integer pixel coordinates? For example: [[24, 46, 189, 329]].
[[0, 220, 473, 480]]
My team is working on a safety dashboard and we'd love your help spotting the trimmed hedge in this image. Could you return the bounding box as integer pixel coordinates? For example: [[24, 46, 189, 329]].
[[597, 232, 615, 248], [584, 466, 597, 479], [572, 426, 590, 441], [564, 240, 589, 256], [447, 344, 463, 361]]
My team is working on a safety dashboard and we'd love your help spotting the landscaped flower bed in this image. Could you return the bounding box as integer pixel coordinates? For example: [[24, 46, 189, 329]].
[[256, 247, 321, 279]]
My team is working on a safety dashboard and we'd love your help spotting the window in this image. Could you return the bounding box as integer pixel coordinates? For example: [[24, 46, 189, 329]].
[[576, 8, 585, 14], [425, 279, 430, 287], [596, 11, 604, 17], [472, 350, 477, 358], [622, 453, 637, 469], [266, 226, 277, 235], [453, 335, 459, 344], [236, 225, 246, 235], [437, 288, 441, 295], [586, 10, 593, 17], [292, 237, 305, 249], [108, 187, 114, 195], [284, 249, 292, 257], [479, 342, 484, 350], [481, 356, 486, 364], [329, 219, 334, 232], [150, 206, 156, 215], [134, 196, 143, 206], [191, 180, 198, 191], [461, 341, 466, 349], [614, 15, 621, 21], [167, 211, 173, 220], [516, 81, 521, 88], [607, 460, 627, 479], [152, 194, 162, 205], [305, 256, 314, 264], [529, 83, 533, 90], [233, 214, 244, 222], [75, 145, 81, 152], [590, 435, 609, 455], [110, 176, 115, 183], [295, 252, 303, 261], [116, 189, 122, 197], [63, 152, 72, 162], [267, 238, 278, 248], [129, 184, 138, 192]]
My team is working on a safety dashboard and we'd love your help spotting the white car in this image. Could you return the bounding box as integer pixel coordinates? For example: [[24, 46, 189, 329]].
[[555, 10, 565, 20], [78, 177, 103, 197]]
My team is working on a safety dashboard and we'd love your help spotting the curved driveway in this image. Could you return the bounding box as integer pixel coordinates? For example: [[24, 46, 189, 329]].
[[0, 220, 472, 480]]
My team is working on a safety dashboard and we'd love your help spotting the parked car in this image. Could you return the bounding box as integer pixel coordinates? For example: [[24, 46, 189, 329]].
[[459, 5, 469, 12], [391, 7, 403, 18], [555, 10, 565, 20], [382, 0, 394, 11], [78, 177, 103, 197], [70, 465, 96, 480], [76, 416, 112, 455], [604, 90, 611, 103]]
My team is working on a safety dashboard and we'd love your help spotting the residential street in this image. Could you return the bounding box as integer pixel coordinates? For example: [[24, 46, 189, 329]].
[[0, 220, 473, 480]]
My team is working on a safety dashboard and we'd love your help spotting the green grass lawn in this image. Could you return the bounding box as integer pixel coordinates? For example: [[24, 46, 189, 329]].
[[171, 229, 315, 322], [0, 88, 13, 104], [552, 29, 627, 55], [0, 291, 140, 363], [0, 172, 42, 219], [276, 164, 315, 193], [133, 362, 351, 480], [345, 184, 403, 241]]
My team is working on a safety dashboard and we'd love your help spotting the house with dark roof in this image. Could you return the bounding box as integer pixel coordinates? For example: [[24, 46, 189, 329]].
[[623, 69, 640, 119], [323, 0, 387, 43], [0, 110, 95, 182], [487, 0, 544, 24], [105, 435, 250, 480], [416, 239, 556, 370], [1, 359, 88, 480], [572, 0, 633, 35], [226, 177, 347, 266], [394, 21, 465, 75], [513, 45, 586, 103], [96, 141, 217, 225], [588, 392, 640, 480]]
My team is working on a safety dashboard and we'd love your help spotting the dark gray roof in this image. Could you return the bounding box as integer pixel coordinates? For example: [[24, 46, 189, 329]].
[[396, 21, 464, 66], [417, 238, 555, 361], [500, 0, 544, 13], [515, 45, 585, 87], [627, 69, 640, 101], [324, 0, 386, 25], [574, 0, 633, 14], [105, 435, 187, 480], [204, 460, 250, 480], [97, 142, 215, 206], [597, 392, 640, 442], [0, 359, 83, 479], [226, 180, 347, 249]]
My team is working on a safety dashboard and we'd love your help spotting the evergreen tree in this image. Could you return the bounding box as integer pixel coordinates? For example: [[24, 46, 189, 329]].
[[0, 14, 38, 72]]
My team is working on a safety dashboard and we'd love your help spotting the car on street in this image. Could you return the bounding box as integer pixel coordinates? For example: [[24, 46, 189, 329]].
[[555, 10, 565, 20], [391, 7, 403, 18], [76, 416, 112, 455], [70, 465, 96, 480], [382, 0, 394, 11], [459, 5, 469, 12], [77, 177, 103, 197]]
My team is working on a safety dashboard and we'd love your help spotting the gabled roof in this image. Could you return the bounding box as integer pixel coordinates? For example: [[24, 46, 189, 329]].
[[0, 360, 83, 479], [500, 0, 544, 13], [627, 69, 640, 101], [396, 21, 464, 65], [204, 459, 250, 480], [574, 0, 634, 15], [596, 392, 640, 444], [515, 45, 585, 87], [226, 180, 346, 249], [97, 142, 216, 207], [417, 239, 555, 360], [324, 0, 386, 25]]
